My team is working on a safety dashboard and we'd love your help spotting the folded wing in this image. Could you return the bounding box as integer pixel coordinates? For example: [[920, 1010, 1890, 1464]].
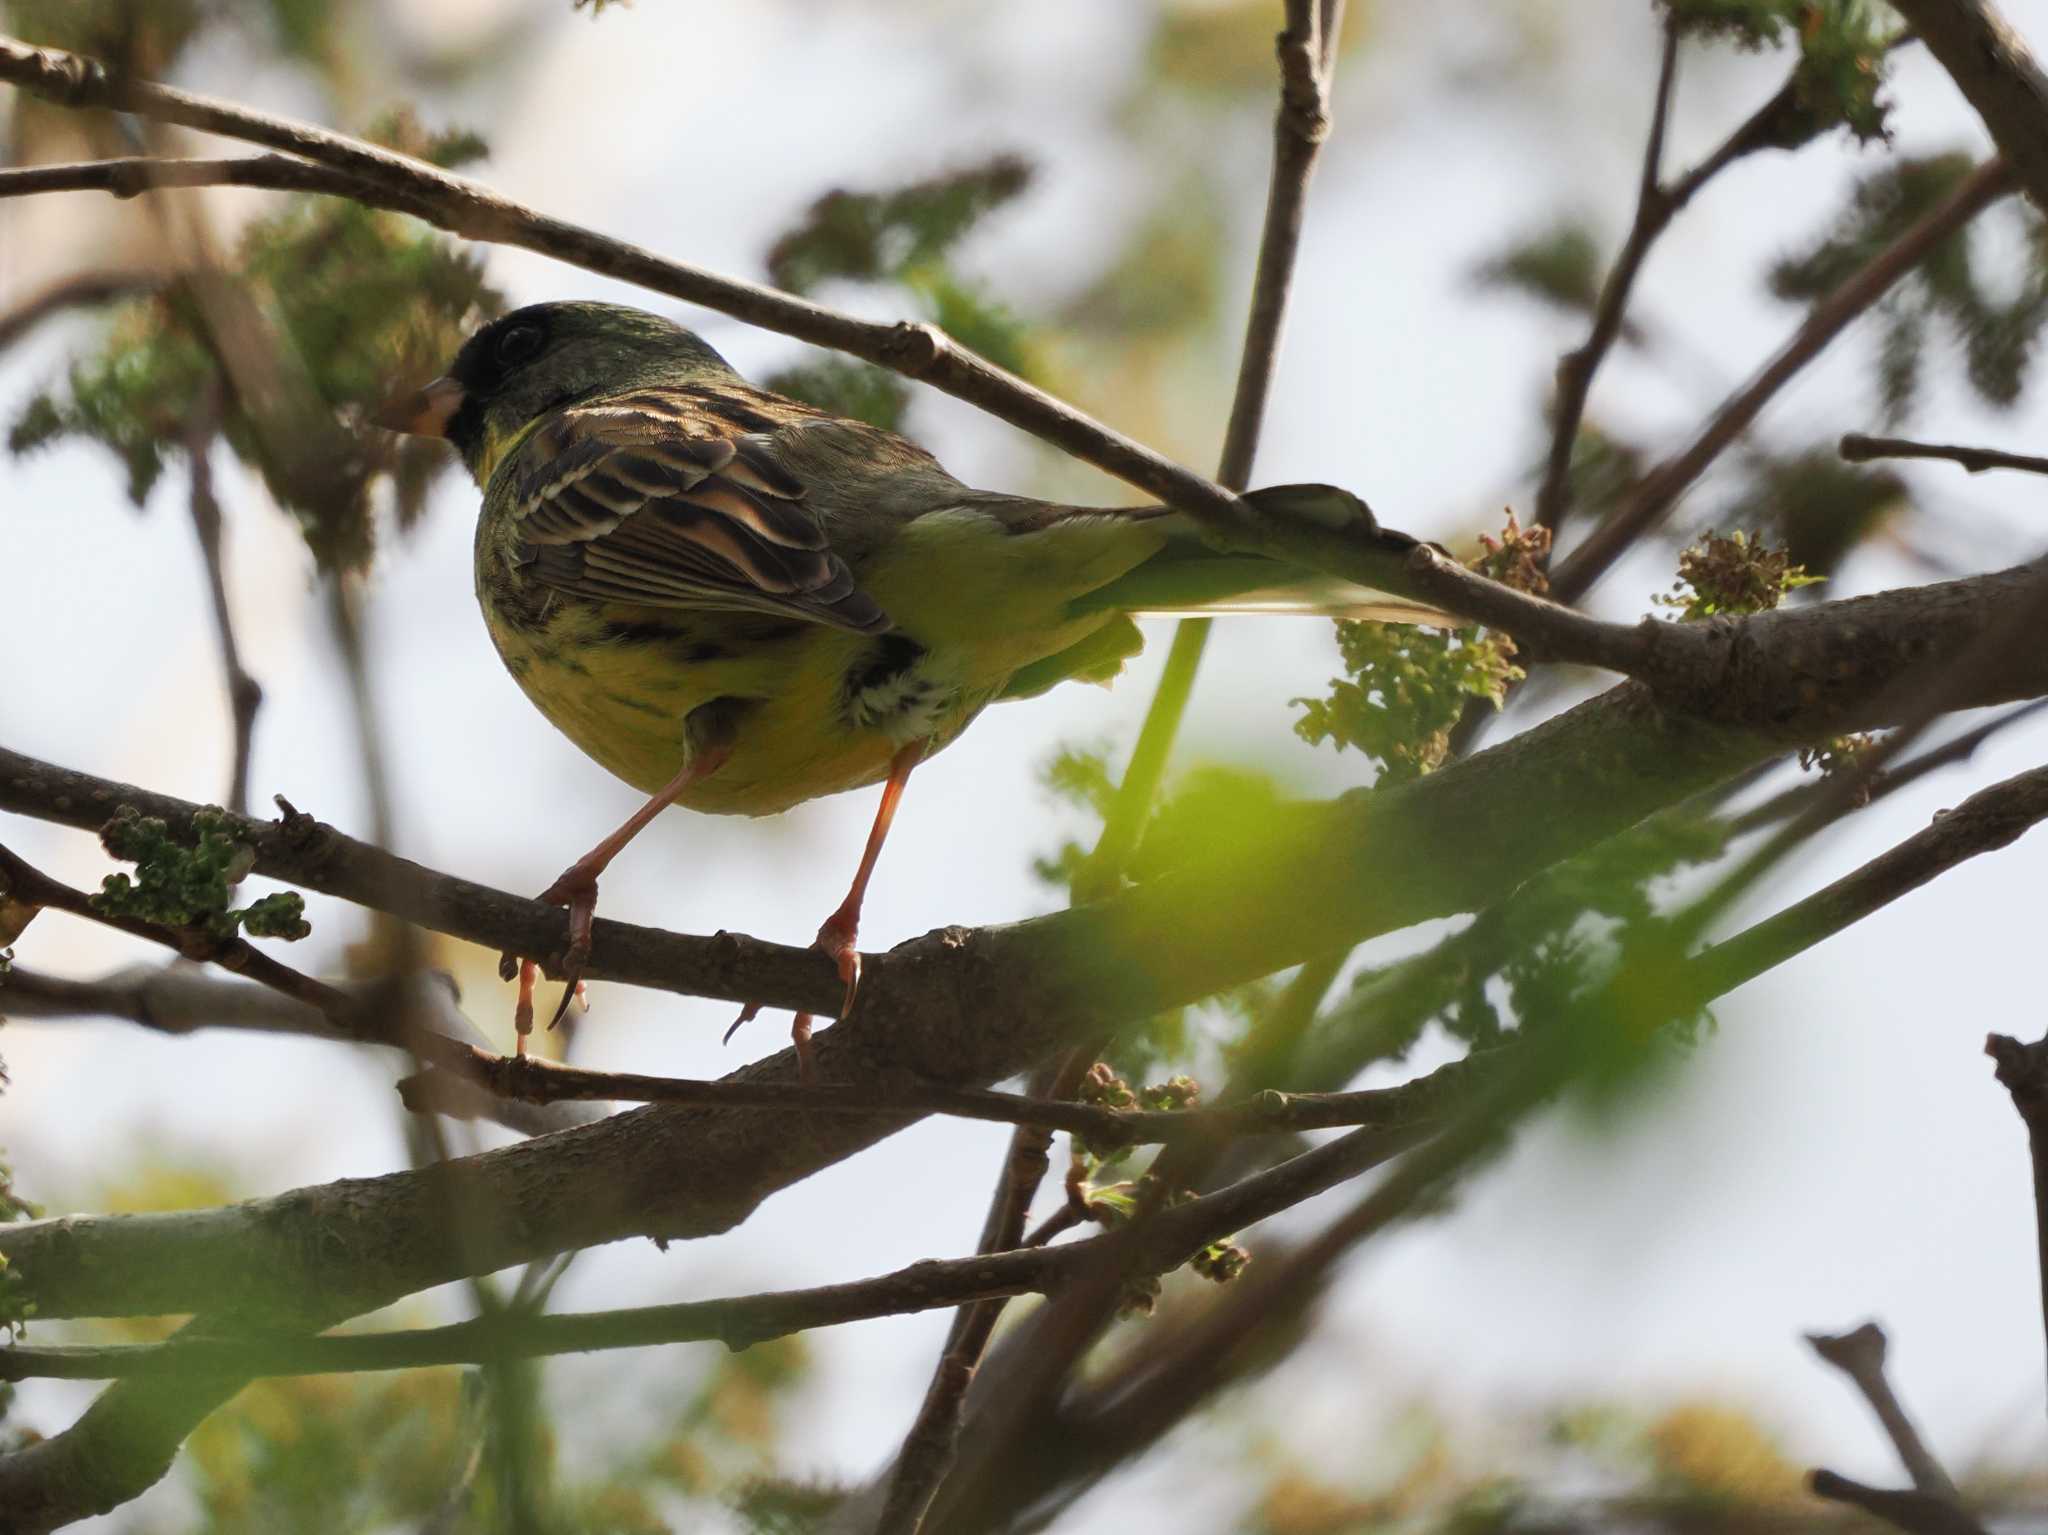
[[505, 389, 891, 634]]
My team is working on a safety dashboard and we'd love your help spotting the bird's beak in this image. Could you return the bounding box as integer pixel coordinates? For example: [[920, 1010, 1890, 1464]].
[[372, 375, 466, 437]]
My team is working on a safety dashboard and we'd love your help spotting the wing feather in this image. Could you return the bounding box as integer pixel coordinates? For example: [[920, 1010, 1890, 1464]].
[[501, 394, 888, 633]]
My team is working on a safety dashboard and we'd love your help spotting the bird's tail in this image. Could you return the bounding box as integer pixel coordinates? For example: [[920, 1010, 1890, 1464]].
[[1069, 484, 1457, 628]]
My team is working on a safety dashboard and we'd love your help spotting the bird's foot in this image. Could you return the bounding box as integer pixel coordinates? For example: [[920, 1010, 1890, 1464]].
[[723, 1000, 819, 1084], [814, 906, 862, 1020], [500, 860, 600, 1049]]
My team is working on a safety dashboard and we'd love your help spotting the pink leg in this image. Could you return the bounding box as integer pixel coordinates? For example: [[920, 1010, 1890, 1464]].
[[813, 739, 925, 1020], [513, 740, 732, 1048], [726, 739, 926, 1082]]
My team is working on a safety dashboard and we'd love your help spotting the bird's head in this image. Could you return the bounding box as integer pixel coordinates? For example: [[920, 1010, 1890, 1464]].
[[376, 301, 736, 483]]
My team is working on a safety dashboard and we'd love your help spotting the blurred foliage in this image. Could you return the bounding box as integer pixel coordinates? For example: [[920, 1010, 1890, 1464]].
[[1772, 153, 2048, 421], [1472, 221, 1608, 326], [2, 0, 339, 78], [1655, 529, 1821, 619], [1712, 449, 1907, 577], [762, 155, 1036, 429], [6, 113, 500, 569], [90, 806, 310, 940], [1662, 0, 1895, 146]]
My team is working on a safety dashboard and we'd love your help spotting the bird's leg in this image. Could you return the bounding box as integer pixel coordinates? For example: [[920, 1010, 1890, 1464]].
[[725, 739, 926, 1084], [511, 735, 733, 1051], [814, 738, 927, 1019]]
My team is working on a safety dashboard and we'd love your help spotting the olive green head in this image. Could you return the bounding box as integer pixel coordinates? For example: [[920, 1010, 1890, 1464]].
[[377, 301, 737, 483]]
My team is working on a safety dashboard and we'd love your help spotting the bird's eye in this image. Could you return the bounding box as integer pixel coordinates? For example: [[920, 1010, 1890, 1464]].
[[494, 324, 544, 368]]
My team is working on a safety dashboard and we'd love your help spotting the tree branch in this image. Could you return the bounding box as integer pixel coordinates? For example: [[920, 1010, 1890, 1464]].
[[1804, 1324, 1962, 1501], [5, 557, 2048, 1316], [1984, 1024, 2048, 1418], [404, 1045, 1450, 1145], [1, 963, 599, 1136], [0, 1110, 1425, 1388], [1536, 16, 1680, 539], [1886, 0, 2048, 217], [183, 398, 263, 817], [1842, 430, 2048, 477], [1551, 157, 2016, 603]]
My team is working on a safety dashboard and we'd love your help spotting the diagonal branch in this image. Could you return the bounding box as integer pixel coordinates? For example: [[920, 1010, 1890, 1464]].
[[1551, 157, 2016, 603], [1536, 16, 1681, 540], [1887, 0, 2048, 217]]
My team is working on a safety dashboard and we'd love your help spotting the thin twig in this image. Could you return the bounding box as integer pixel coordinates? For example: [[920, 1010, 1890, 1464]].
[[0, 841, 469, 1069], [1985, 1026, 2048, 1422], [183, 395, 263, 816], [1842, 431, 2048, 477], [1552, 157, 2016, 603], [1804, 1324, 1961, 1501], [868, 1058, 1082, 1535], [1808, 1472, 1987, 1535], [401, 1045, 1452, 1144], [1, 964, 598, 1136], [1536, 17, 1681, 539]]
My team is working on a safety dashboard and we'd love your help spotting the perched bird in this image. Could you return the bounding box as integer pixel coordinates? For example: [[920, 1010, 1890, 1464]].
[[379, 300, 1444, 1074]]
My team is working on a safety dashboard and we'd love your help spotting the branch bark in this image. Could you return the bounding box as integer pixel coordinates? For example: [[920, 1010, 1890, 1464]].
[[1886, 0, 2048, 217]]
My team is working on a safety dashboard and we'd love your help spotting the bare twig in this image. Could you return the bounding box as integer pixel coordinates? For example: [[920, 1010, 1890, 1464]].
[[3, 964, 598, 1136], [868, 1057, 1079, 1535], [1552, 157, 2016, 603], [1842, 431, 2048, 477], [1985, 1025, 2048, 1418], [1536, 17, 1681, 539], [1808, 1472, 1987, 1535], [183, 398, 264, 816], [1804, 1324, 1961, 1501], [402, 1045, 1450, 1144]]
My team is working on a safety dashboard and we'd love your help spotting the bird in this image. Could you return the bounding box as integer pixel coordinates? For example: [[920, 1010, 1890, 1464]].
[[378, 300, 1447, 1077]]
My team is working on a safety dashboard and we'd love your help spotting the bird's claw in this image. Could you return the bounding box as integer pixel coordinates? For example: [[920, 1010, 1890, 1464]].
[[501, 864, 602, 1045], [815, 911, 862, 1019]]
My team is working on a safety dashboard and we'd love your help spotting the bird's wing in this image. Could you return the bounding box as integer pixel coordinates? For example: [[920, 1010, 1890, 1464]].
[[500, 386, 891, 634]]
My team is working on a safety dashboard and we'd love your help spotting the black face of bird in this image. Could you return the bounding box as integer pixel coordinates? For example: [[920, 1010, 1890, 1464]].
[[374, 301, 737, 478]]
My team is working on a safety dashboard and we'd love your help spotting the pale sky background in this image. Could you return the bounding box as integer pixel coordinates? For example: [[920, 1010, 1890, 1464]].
[[7, 1, 2048, 1528]]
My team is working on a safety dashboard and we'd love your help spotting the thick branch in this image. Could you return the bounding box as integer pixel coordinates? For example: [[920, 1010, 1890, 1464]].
[[1887, 0, 2048, 216], [5, 557, 2048, 1330]]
